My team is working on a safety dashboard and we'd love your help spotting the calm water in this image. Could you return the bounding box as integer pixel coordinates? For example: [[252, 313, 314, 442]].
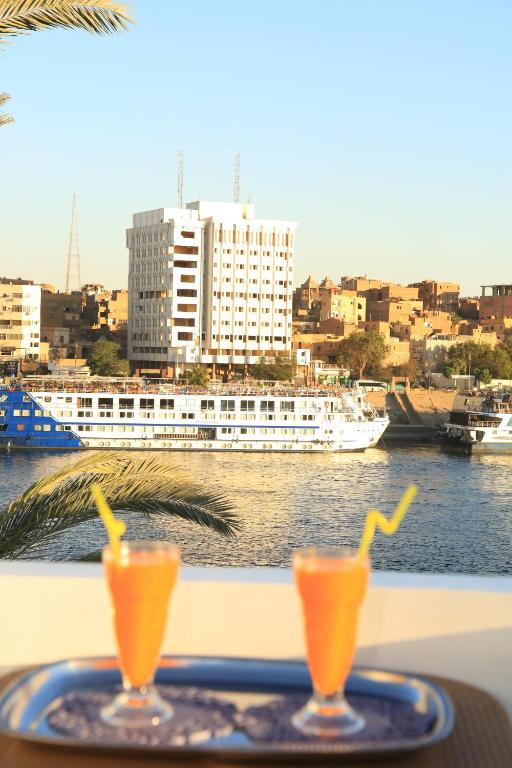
[[1, 447, 511, 574]]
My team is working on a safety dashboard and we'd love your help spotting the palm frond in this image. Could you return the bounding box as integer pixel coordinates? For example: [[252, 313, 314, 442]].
[[0, 0, 134, 44], [0, 90, 13, 124], [0, 453, 240, 560]]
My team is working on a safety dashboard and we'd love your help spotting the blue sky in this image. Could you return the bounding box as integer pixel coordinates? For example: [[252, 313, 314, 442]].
[[1, 0, 511, 294]]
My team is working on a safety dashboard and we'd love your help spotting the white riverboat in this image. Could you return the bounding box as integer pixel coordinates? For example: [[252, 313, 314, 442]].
[[0, 378, 388, 452], [440, 392, 512, 453]]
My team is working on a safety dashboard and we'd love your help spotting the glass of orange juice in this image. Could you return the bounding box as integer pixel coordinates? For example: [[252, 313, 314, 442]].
[[101, 540, 180, 727], [292, 546, 370, 738]]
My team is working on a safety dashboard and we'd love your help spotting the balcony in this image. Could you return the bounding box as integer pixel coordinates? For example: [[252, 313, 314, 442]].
[[0, 562, 510, 719]]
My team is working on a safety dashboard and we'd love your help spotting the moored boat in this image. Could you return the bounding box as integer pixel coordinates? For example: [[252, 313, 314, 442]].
[[439, 392, 512, 453], [0, 378, 389, 453]]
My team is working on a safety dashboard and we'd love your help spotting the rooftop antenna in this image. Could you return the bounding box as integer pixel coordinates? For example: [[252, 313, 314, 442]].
[[233, 153, 240, 203], [65, 193, 81, 292], [177, 148, 184, 208]]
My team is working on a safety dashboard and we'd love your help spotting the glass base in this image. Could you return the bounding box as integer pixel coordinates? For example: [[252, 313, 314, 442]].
[[292, 691, 365, 738], [100, 685, 173, 728]]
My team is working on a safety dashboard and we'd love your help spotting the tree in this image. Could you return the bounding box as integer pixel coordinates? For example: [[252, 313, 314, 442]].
[[0, 452, 239, 560], [87, 338, 129, 376], [251, 356, 295, 382], [437, 342, 512, 380], [337, 331, 389, 380], [182, 368, 210, 386], [473, 368, 492, 385], [1, 1, 134, 125]]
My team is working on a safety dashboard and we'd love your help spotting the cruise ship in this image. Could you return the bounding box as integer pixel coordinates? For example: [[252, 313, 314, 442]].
[[440, 392, 512, 453], [0, 378, 388, 453]]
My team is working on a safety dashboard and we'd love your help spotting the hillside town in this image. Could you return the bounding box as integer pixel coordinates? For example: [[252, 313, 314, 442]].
[[1, 201, 511, 390]]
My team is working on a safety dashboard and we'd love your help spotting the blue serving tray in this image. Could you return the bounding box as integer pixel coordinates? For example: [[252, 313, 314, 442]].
[[0, 656, 454, 759]]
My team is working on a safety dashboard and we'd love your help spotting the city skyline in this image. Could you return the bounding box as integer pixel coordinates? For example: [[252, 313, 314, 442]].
[[1, 0, 512, 295]]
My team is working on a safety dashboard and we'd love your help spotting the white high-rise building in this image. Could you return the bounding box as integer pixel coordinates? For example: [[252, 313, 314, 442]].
[[127, 202, 296, 376]]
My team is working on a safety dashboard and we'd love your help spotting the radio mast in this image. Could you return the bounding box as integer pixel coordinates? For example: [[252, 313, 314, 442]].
[[65, 193, 81, 293]]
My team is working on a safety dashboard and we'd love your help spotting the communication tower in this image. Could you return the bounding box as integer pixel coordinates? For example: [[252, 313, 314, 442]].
[[233, 153, 240, 203], [65, 193, 81, 293], [177, 149, 184, 208]]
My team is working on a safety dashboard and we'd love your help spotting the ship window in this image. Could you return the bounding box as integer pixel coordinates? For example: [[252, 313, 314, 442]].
[[22, 410, 30, 416], [55, 426, 63, 432], [34, 424, 41, 431], [160, 399, 174, 409], [13, 409, 21, 416], [23, 395, 30, 402], [64, 426, 71, 431], [43, 425, 51, 432], [34, 410, 42, 417], [17, 424, 25, 431], [79, 398, 93, 408], [260, 401, 275, 412], [240, 400, 255, 411], [120, 398, 134, 409], [44, 397, 51, 402], [99, 398, 114, 409], [280, 401, 295, 412], [200, 400, 215, 411], [140, 398, 154, 409], [65, 397, 73, 403], [221, 400, 235, 412], [125, 426, 134, 432], [221, 427, 233, 434]]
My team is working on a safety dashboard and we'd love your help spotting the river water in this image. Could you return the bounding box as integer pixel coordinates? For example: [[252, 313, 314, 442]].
[[1, 447, 511, 574]]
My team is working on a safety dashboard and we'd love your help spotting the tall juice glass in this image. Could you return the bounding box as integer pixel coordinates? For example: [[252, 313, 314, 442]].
[[293, 547, 370, 737], [101, 540, 180, 727]]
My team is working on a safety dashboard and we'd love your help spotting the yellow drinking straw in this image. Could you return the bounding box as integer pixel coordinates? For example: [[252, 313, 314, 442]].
[[91, 483, 126, 562], [357, 484, 418, 562]]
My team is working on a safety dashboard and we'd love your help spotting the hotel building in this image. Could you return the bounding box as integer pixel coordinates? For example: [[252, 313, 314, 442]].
[[127, 201, 296, 376]]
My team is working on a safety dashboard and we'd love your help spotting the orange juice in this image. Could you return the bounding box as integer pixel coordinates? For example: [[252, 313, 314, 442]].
[[103, 543, 180, 687], [295, 549, 369, 696]]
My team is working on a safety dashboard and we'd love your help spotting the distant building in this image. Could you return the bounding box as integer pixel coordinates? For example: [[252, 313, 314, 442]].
[[365, 299, 423, 323], [410, 280, 460, 313], [83, 286, 128, 332], [339, 276, 393, 293], [40, 287, 82, 348], [319, 287, 366, 324], [0, 278, 41, 367], [128, 201, 296, 376], [292, 275, 320, 315], [480, 284, 512, 319]]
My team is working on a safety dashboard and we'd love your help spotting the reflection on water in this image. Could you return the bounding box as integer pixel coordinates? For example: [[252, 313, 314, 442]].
[[0, 447, 511, 574]]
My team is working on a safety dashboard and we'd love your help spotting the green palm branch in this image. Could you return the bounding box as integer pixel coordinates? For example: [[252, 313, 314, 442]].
[[0, 452, 240, 560], [1, 1, 134, 124], [0, 0, 133, 43], [0, 91, 13, 125]]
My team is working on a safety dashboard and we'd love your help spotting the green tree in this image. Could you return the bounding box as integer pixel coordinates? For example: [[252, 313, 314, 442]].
[[473, 368, 492, 385], [87, 339, 129, 376], [182, 368, 210, 386], [251, 356, 295, 382], [0, 453, 239, 560], [437, 342, 512, 380], [1, 1, 134, 125], [337, 331, 389, 380], [441, 358, 466, 378]]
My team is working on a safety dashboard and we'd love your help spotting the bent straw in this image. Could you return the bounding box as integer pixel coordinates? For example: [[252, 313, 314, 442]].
[[91, 483, 126, 563], [357, 485, 418, 562]]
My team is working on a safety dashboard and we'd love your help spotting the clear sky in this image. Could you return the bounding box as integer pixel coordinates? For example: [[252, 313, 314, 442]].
[[1, 0, 511, 295]]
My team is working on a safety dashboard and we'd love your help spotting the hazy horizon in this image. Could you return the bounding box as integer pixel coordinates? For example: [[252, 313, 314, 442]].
[[1, 0, 511, 296]]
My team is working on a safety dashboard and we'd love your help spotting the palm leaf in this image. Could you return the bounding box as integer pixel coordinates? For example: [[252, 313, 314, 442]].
[[0, 0, 134, 44], [0, 90, 13, 125], [0, 452, 240, 560]]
